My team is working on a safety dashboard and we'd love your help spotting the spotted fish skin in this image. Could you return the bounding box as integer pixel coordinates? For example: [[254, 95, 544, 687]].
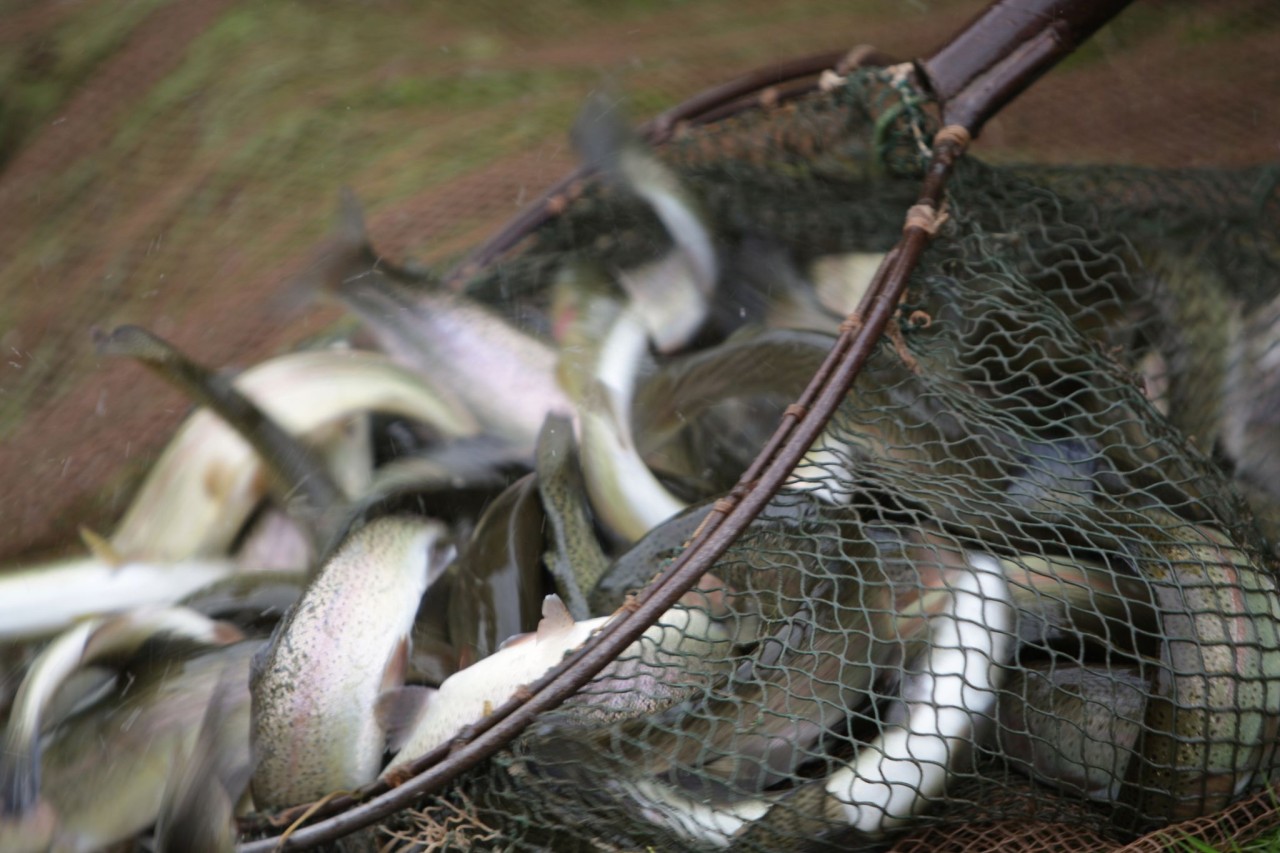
[[250, 516, 451, 809]]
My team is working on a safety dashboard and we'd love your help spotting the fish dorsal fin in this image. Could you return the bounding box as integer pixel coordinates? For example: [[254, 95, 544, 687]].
[[375, 686, 435, 753], [537, 595, 575, 641]]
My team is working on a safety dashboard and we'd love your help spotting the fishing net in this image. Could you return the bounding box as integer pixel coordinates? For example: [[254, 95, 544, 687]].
[[5, 2, 1280, 852], [342, 58, 1280, 851]]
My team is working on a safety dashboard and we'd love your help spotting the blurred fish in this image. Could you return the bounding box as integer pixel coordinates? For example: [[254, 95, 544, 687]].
[[177, 568, 307, 629], [0, 558, 239, 643], [711, 239, 843, 337], [536, 414, 608, 620], [573, 91, 717, 352], [809, 251, 885, 318], [104, 346, 477, 563], [0, 641, 256, 853], [570, 552, 1016, 849], [1224, 285, 1280, 499], [552, 263, 687, 543], [447, 473, 550, 665], [250, 516, 453, 808], [1, 608, 242, 826], [153, 662, 254, 853], [231, 506, 314, 572], [326, 191, 570, 457], [96, 325, 345, 549]]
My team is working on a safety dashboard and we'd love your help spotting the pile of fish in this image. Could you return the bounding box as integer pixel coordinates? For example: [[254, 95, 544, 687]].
[[3, 88, 1280, 852]]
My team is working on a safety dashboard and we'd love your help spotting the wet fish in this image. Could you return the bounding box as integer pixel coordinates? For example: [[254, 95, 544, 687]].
[[0, 641, 256, 853], [447, 473, 550, 665], [387, 595, 608, 772], [631, 327, 831, 490], [107, 347, 477, 563], [250, 516, 454, 808], [387, 594, 730, 773], [552, 264, 687, 543], [1114, 520, 1280, 828], [998, 661, 1148, 803], [536, 413, 609, 619], [96, 325, 345, 548], [0, 558, 240, 642], [589, 498, 715, 614], [569, 552, 1016, 849], [1, 608, 243, 826], [153, 662, 254, 853], [327, 192, 571, 457], [572, 91, 718, 352]]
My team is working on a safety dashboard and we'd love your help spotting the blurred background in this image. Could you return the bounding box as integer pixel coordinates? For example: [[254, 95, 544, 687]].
[[1, 0, 1277, 564]]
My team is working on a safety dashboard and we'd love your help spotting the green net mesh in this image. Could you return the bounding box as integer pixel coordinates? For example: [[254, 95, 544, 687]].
[[329, 64, 1280, 850]]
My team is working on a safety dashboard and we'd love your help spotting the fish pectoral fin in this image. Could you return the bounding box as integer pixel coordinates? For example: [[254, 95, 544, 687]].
[[379, 637, 412, 695], [375, 686, 435, 753]]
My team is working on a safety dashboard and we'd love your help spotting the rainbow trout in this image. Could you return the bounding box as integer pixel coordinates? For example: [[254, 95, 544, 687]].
[[249, 516, 454, 808]]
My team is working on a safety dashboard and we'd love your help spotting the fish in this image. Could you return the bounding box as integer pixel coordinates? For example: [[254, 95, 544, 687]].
[[1113, 519, 1280, 828], [447, 472, 551, 665], [561, 551, 1016, 849], [809, 251, 886, 319], [0, 608, 243, 828], [386, 593, 731, 773], [0, 557, 240, 643], [326, 191, 571, 458], [710, 239, 844, 337], [572, 91, 718, 352], [386, 595, 609, 773], [1224, 285, 1280, 500], [249, 516, 454, 808], [535, 414, 607, 620], [0, 641, 257, 853], [95, 325, 345, 548], [153, 662, 254, 853], [176, 568, 308, 629], [631, 326, 832, 490], [552, 263, 688, 543], [998, 661, 1148, 803], [105, 346, 477, 563], [589, 498, 715, 614]]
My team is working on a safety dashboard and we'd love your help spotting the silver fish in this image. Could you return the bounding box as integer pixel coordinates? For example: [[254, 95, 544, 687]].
[[572, 91, 718, 352], [0, 557, 240, 642], [250, 516, 453, 808], [95, 325, 345, 548], [1, 607, 243, 823], [552, 264, 687, 543], [573, 552, 1015, 849], [328, 193, 571, 458], [108, 347, 477, 563], [386, 594, 731, 773], [0, 641, 256, 853]]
